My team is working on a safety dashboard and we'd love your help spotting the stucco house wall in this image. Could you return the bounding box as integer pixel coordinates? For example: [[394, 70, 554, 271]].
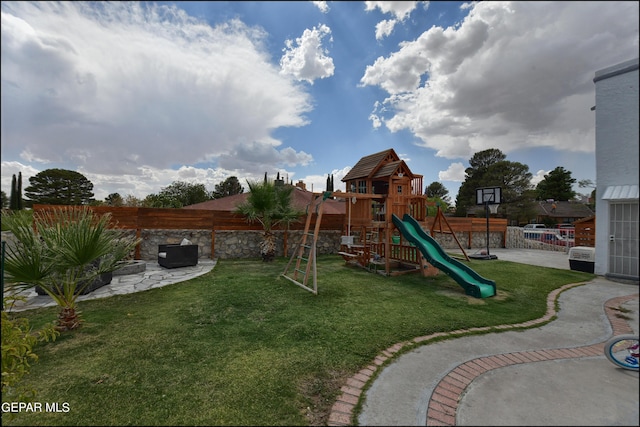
[[593, 57, 639, 281]]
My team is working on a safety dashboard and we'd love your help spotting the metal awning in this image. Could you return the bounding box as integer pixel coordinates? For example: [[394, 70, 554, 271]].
[[601, 184, 639, 200]]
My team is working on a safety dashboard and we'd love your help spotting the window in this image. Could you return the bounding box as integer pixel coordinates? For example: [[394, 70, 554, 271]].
[[397, 185, 402, 194], [358, 180, 367, 193]]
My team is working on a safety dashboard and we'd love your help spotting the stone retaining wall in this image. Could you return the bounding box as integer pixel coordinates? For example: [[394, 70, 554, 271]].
[[2, 228, 507, 261], [139, 229, 343, 260]]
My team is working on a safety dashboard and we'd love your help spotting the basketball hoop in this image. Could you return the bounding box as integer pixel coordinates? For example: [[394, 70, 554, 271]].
[[473, 186, 502, 260]]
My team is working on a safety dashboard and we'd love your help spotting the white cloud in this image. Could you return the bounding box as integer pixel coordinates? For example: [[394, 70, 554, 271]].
[[0, 2, 314, 197], [365, 1, 424, 39], [438, 162, 466, 182], [531, 169, 550, 187], [364, 1, 420, 21], [360, 1, 639, 159], [369, 113, 383, 129], [216, 142, 312, 172], [312, 1, 329, 14], [280, 24, 335, 84], [375, 19, 397, 40]]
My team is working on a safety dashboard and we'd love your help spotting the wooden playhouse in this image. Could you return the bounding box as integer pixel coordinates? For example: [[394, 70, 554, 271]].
[[335, 148, 436, 276]]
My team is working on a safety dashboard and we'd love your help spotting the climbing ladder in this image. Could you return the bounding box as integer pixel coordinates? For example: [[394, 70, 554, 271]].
[[282, 192, 330, 295]]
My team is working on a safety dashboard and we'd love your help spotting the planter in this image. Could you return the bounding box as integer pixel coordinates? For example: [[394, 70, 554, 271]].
[[113, 260, 147, 276], [35, 271, 113, 296]]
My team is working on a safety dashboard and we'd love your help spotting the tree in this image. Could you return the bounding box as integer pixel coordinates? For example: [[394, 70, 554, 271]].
[[2, 207, 140, 331], [9, 172, 23, 210], [426, 197, 450, 217], [326, 174, 335, 192], [24, 169, 94, 206], [578, 179, 595, 189], [212, 176, 244, 199], [579, 179, 596, 209], [123, 194, 143, 207], [536, 166, 576, 201], [455, 149, 506, 215], [17, 172, 23, 210], [455, 149, 533, 219], [235, 180, 304, 261], [469, 148, 506, 170], [105, 193, 124, 207], [143, 193, 182, 208], [160, 181, 210, 207], [145, 181, 211, 208], [0, 190, 8, 209], [425, 182, 450, 203], [9, 174, 18, 210]]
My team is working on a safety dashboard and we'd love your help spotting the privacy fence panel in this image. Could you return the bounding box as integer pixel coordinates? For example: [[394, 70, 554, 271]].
[[31, 205, 509, 260]]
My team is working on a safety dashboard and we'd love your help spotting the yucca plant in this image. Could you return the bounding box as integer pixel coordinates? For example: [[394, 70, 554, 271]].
[[235, 180, 304, 261], [2, 207, 140, 331]]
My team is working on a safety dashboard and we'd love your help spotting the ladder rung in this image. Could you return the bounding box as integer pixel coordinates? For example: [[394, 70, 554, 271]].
[[302, 244, 311, 249], [299, 257, 308, 262], [295, 269, 306, 275]]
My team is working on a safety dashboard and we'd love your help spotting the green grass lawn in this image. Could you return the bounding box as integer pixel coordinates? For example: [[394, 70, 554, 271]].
[[2, 254, 594, 426]]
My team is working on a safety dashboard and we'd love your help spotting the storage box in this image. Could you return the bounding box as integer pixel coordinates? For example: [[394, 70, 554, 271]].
[[568, 246, 595, 273], [341, 235, 355, 246]]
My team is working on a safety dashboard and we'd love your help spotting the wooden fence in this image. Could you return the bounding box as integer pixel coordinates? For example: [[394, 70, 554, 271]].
[[573, 216, 596, 247], [32, 205, 344, 259], [31, 205, 508, 258]]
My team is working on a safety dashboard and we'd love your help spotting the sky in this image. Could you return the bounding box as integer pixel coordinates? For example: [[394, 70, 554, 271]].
[[1, 1, 638, 205]]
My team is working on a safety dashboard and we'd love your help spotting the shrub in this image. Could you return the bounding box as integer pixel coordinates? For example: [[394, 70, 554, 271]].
[[2, 207, 141, 330], [1, 296, 59, 401]]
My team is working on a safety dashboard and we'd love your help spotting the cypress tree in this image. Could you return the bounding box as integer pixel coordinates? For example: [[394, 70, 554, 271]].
[[9, 174, 17, 210], [17, 171, 23, 210]]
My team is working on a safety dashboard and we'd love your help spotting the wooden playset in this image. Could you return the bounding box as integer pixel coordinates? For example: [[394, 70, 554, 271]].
[[282, 148, 471, 295]]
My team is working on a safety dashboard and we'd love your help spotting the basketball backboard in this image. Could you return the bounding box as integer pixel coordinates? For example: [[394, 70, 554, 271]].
[[476, 187, 501, 205]]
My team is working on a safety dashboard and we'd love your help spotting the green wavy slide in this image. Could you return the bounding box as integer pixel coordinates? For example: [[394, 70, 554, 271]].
[[392, 214, 496, 298]]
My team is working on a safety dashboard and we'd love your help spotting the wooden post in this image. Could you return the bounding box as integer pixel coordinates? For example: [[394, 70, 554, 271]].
[[211, 229, 215, 260], [135, 228, 141, 259], [283, 229, 288, 258]]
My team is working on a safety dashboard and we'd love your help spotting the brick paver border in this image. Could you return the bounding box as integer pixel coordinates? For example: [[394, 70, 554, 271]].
[[327, 282, 639, 426]]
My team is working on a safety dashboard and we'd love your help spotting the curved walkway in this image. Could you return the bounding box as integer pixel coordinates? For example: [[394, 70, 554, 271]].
[[328, 279, 639, 426], [3, 259, 217, 312]]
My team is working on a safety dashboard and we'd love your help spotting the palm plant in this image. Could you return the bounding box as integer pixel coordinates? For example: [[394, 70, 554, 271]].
[[2, 207, 140, 331], [235, 180, 304, 261]]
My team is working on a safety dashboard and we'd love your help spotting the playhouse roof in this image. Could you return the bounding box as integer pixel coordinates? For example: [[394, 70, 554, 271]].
[[342, 148, 414, 181]]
